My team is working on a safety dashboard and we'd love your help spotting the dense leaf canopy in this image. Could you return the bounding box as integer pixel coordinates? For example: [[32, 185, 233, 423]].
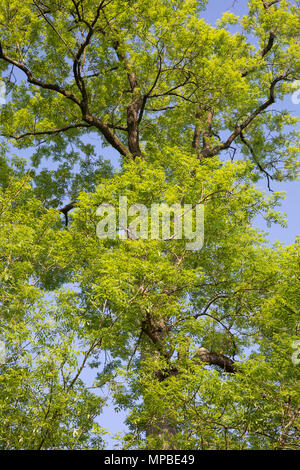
[[0, 0, 299, 449]]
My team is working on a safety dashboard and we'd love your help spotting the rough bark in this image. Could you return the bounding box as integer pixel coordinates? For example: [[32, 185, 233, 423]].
[[195, 347, 236, 373]]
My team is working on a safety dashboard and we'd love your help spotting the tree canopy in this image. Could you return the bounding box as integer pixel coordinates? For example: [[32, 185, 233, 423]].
[[0, 0, 299, 450]]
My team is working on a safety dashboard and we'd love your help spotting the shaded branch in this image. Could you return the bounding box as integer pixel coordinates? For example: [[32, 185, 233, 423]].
[[6, 123, 92, 141], [149, 74, 192, 101], [202, 109, 214, 153], [195, 347, 236, 373], [263, 0, 280, 9], [242, 30, 276, 78], [59, 201, 77, 226], [0, 42, 81, 106], [111, 39, 143, 158], [192, 111, 202, 155], [199, 72, 290, 159], [261, 30, 276, 58], [0, 40, 131, 157]]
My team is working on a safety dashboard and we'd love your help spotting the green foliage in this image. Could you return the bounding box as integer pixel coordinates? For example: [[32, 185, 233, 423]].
[[0, 171, 106, 449], [0, 0, 299, 450]]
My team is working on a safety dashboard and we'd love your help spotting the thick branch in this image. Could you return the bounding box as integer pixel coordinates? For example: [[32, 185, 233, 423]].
[[195, 347, 236, 373], [261, 30, 276, 58], [59, 201, 77, 226], [126, 71, 143, 157], [202, 109, 214, 154], [192, 111, 202, 156], [6, 123, 92, 141], [242, 30, 276, 78], [0, 42, 81, 106], [0, 41, 131, 157], [199, 72, 289, 159], [263, 0, 280, 9], [112, 40, 143, 158], [72, 1, 106, 112], [83, 113, 130, 156]]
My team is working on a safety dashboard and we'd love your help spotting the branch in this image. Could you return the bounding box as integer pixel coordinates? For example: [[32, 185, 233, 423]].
[[195, 347, 236, 373], [202, 109, 214, 154], [138, 47, 166, 124], [240, 131, 274, 191], [59, 201, 77, 226], [193, 294, 229, 320], [67, 338, 103, 392], [33, 1, 76, 59], [261, 30, 276, 58], [278, 405, 300, 449], [263, 0, 280, 9], [0, 42, 81, 106], [200, 72, 290, 159], [0, 41, 131, 157], [242, 30, 276, 78], [112, 39, 143, 157], [72, 1, 106, 111], [6, 123, 92, 141], [242, 0, 282, 76], [192, 111, 202, 155], [149, 73, 192, 100]]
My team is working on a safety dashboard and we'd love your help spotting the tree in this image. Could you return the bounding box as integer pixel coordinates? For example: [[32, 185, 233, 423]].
[[0, 163, 106, 448], [0, 0, 299, 449]]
